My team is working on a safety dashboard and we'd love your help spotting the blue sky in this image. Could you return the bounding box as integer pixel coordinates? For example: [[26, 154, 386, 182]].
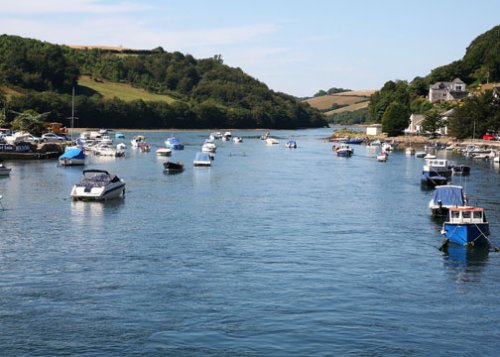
[[0, 0, 499, 97]]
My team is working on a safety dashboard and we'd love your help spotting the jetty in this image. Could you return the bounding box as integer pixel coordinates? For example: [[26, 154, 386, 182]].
[[0, 142, 65, 160]]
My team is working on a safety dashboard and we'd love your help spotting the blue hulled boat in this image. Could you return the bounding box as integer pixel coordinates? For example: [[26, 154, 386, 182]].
[[165, 137, 184, 150], [441, 207, 490, 246], [58, 147, 86, 166], [334, 143, 353, 157]]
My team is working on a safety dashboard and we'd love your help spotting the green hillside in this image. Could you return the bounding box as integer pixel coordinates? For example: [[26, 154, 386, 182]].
[[78, 75, 176, 103], [0, 35, 326, 129]]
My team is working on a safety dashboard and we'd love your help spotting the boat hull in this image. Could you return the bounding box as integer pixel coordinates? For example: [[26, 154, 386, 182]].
[[421, 174, 448, 188], [0, 167, 12, 176], [59, 158, 85, 166], [336, 150, 353, 157], [163, 161, 184, 173], [442, 223, 490, 246], [71, 182, 125, 201]]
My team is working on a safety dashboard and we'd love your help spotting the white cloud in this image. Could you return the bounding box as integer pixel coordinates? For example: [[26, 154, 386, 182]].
[[0, 0, 151, 14]]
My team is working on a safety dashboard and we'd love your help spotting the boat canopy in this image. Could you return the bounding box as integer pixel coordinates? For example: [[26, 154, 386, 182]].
[[432, 185, 464, 206], [59, 148, 85, 159]]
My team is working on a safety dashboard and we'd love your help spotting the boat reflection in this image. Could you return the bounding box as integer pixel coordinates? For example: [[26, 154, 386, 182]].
[[71, 199, 125, 221], [441, 244, 489, 276]]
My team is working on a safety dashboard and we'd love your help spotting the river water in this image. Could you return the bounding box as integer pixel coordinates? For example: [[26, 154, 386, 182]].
[[1, 128, 499, 356]]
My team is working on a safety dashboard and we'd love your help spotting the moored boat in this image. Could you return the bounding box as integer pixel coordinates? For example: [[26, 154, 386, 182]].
[[451, 164, 470, 175], [71, 169, 126, 201], [163, 160, 184, 173], [421, 158, 451, 188], [265, 137, 279, 145], [335, 143, 353, 157], [377, 151, 388, 162], [428, 185, 466, 217], [441, 206, 490, 246], [201, 142, 217, 153], [165, 137, 184, 150], [58, 147, 86, 166], [156, 146, 172, 156], [285, 140, 297, 148], [131, 135, 145, 148], [193, 152, 212, 166]]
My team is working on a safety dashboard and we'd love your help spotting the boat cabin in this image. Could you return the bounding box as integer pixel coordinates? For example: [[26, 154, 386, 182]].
[[425, 159, 449, 168], [447, 207, 486, 224]]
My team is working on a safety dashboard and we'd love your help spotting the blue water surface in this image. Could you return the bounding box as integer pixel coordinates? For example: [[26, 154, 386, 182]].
[[1, 128, 499, 356]]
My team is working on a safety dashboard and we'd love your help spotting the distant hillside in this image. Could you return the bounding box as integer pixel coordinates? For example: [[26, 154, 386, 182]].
[[303, 90, 375, 114], [0, 34, 326, 129]]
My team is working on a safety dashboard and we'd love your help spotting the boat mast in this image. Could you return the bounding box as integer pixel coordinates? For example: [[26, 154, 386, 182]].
[[67, 87, 78, 141]]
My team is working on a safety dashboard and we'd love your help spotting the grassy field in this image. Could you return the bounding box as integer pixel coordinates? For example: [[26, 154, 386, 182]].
[[78, 76, 176, 103], [325, 101, 370, 115], [304, 90, 375, 112], [0, 85, 23, 100]]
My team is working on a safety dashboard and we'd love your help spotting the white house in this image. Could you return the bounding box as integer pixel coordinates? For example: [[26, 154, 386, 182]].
[[428, 78, 468, 103], [404, 114, 425, 135], [366, 124, 382, 136], [405, 109, 454, 136]]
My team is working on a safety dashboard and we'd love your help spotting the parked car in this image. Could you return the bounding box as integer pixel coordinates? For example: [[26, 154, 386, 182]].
[[42, 133, 67, 142], [24, 134, 41, 144]]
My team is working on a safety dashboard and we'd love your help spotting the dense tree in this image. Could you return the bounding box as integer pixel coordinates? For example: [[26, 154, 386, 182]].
[[447, 90, 500, 139], [10, 109, 48, 135], [381, 102, 409, 136], [421, 109, 445, 134], [369, 80, 410, 123]]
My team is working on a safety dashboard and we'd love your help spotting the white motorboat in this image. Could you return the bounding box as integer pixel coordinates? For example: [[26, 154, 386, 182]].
[[335, 143, 353, 157], [377, 151, 388, 162], [381, 142, 393, 152], [93, 143, 124, 157], [233, 136, 243, 143], [202, 142, 217, 153], [131, 135, 146, 148], [156, 146, 172, 156], [71, 169, 126, 201], [266, 137, 279, 145]]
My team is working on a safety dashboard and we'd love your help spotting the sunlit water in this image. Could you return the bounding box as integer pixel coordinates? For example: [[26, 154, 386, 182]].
[[1, 128, 499, 356]]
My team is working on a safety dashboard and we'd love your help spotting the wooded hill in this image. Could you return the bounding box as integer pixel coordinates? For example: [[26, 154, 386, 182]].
[[0, 35, 326, 129], [311, 24, 500, 131]]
